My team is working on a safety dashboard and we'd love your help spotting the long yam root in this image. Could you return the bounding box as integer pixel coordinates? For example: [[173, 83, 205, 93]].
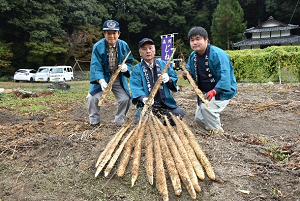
[[164, 116, 201, 193], [170, 114, 205, 180], [150, 116, 182, 196], [177, 116, 216, 181], [149, 116, 169, 201], [154, 116, 197, 199], [144, 125, 154, 185], [131, 116, 148, 186], [95, 121, 133, 177]]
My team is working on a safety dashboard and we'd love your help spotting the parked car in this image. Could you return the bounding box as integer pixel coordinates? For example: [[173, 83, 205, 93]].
[[14, 69, 36, 82], [49, 66, 74, 82], [35, 66, 53, 82]]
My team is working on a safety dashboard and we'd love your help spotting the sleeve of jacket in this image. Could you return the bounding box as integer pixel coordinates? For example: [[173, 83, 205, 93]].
[[119, 40, 134, 78], [90, 41, 106, 84], [209, 47, 233, 92], [165, 63, 178, 92], [129, 64, 148, 104], [186, 52, 196, 80]]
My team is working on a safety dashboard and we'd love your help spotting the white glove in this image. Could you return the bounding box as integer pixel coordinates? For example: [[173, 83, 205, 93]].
[[120, 64, 128, 72], [162, 73, 170, 83], [142, 97, 154, 106], [99, 79, 108, 91]]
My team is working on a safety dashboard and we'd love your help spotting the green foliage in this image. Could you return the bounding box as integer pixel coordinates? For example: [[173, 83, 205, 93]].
[[26, 41, 68, 66], [211, 0, 247, 50], [227, 46, 300, 82], [0, 41, 13, 67]]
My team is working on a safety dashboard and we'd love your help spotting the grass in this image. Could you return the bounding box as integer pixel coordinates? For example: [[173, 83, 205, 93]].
[[0, 81, 107, 117], [0, 71, 188, 117]]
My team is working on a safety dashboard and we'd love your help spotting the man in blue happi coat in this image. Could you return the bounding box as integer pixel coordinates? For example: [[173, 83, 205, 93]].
[[130, 38, 184, 124], [183, 26, 237, 134], [87, 20, 134, 126]]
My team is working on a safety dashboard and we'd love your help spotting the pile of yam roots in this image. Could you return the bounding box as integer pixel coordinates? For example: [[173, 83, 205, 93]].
[[94, 113, 216, 200], [95, 49, 215, 200]]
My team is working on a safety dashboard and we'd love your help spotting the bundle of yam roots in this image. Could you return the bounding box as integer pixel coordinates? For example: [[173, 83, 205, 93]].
[[95, 49, 215, 200], [94, 112, 216, 200]]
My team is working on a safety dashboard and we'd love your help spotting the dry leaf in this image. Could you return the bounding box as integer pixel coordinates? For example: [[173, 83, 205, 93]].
[[238, 189, 251, 194]]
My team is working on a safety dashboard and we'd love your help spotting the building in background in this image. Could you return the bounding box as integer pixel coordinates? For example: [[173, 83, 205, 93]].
[[232, 16, 300, 50]]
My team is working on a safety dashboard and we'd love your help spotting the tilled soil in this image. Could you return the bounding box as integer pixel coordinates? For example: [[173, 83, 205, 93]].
[[0, 83, 299, 201]]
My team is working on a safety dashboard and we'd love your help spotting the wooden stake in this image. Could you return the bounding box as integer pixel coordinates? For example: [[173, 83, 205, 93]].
[[98, 51, 131, 106]]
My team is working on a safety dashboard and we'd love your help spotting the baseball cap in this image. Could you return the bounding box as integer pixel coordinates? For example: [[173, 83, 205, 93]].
[[103, 20, 120, 31], [138, 38, 154, 49]]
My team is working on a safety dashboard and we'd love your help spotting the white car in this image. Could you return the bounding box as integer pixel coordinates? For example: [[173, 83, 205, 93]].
[[14, 69, 36, 82], [35, 66, 53, 82]]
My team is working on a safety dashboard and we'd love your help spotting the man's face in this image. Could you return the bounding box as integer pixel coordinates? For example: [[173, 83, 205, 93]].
[[103, 30, 120, 46], [139, 43, 155, 63], [190, 35, 208, 55]]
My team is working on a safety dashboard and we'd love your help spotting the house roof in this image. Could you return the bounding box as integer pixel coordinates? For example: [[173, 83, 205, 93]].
[[244, 16, 299, 33], [232, 35, 300, 48]]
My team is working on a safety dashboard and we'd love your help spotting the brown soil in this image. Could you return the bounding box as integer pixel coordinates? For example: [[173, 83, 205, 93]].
[[0, 83, 300, 201]]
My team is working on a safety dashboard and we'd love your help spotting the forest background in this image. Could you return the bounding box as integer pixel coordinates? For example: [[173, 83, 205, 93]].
[[0, 0, 300, 76]]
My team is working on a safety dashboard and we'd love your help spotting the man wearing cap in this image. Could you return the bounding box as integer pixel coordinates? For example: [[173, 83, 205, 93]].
[[87, 20, 134, 126], [130, 38, 184, 124]]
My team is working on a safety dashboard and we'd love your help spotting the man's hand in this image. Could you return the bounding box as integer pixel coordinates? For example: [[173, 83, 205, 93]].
[[161, 73, 170, 83], [182, 70, 190, 80], [120, 64, 128, 72], [206, 90, 216, 101], [142, 97, 154, 106], [99, 79, 108, 91]]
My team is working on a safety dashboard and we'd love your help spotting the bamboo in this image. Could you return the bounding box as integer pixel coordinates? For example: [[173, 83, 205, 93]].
[[149, 116, 169, 201], [98, 51, 131, 106], [164, 116, 201, 193], [177, 116, 216, 180], [150, 116, 182, 196], [170, 114, 205, 180], [104, 127, 136, 177], [181, 64, 209, 108], [95, 121, 133, 177], [139, 48, 176, 124], [144, 124, 154, 185], [131, 116, 148, 186]]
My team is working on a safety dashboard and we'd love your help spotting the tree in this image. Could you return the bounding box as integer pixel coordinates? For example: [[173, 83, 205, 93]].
[[211, 0, 247, 50], [265, 0, 300, 24], [0, 41, 13, 76]]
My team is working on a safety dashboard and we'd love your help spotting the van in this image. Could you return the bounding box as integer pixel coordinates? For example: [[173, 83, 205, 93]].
[[35, 66, 53, 82], [49, 66, 74, 82]]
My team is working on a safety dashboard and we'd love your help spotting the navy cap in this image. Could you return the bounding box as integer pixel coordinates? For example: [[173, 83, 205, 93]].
[[139, 38, 154, 49], [103, 20, 120, 31]]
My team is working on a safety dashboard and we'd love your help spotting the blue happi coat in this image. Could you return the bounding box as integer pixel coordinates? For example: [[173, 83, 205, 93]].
[[130, 59, 178, 115], [186, 45, 237, 100], [89, 38, 134, 96]]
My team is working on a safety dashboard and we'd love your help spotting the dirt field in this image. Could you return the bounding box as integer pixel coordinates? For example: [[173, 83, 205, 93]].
[[0, 83, 299, 201]]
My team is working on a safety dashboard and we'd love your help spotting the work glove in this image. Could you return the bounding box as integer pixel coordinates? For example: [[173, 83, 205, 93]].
[[142, 97, 154, 106], [206, 90, 216, 101], [161, 73, 170, 83], [98, 79, 108, 91], [182, 70, 190, 80], [119, 64, 128, 72]]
